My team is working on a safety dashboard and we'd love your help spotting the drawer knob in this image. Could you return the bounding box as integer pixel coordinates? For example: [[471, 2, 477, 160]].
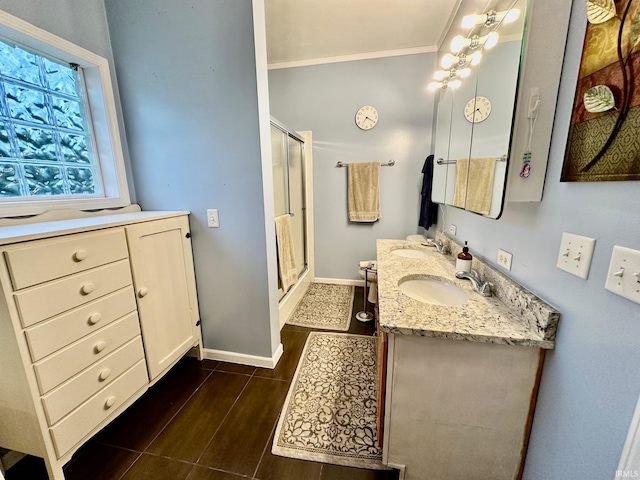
[[94, 341, 107, 353], [138, 287, 149, 298], [105, 396, 117, 409], [88, 313, 102, 325], [81, 283, 95, 295], [99, 368, 112, 381], [73, 250, 88, 262]]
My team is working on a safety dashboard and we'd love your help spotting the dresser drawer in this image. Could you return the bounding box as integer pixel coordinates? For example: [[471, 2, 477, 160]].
[[50, 360, 148, 458], [42, 337, 146, 426], [33, 312, 141, 394], [4, 228, 129, 290], [15, 260, 132, 328], [25, 287, 137, 362]]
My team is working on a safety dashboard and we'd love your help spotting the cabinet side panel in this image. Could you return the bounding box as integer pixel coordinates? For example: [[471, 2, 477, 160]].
[[0, 272, 47, 456]]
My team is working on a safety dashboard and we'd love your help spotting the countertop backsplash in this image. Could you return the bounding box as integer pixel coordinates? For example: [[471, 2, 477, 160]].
[[434, 231, 560, 342]]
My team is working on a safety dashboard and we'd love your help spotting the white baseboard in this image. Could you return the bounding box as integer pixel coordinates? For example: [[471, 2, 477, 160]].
[[314, 277, 365, 287], [203, 343, 283, 369], [387, 463, 406, 479]]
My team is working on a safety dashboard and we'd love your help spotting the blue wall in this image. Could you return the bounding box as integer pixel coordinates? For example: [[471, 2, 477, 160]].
[[442, 3, 640, 478], [269, 54, 438, 280], [104, 0, 279, 358]]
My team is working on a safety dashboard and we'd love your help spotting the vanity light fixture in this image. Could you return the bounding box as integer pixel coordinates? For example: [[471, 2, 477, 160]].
[[441, 51, 482, 69], [427, 78, 462, 91], [461, 9, 520, 29], [450, 32, 499, 53], [433, 67, 471, 82]]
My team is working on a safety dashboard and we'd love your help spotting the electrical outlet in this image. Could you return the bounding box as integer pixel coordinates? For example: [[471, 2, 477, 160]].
[[497, 249, 513, 270], [556, 232, 595, 279], [605, 246, 640, 305], [448, 224, 457, 235], [207, 209, 219, 228]]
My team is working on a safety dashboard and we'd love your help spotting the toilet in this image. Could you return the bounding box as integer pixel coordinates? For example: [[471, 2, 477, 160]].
[[358, 261, 378, 304], [358, 235, 431, 305]]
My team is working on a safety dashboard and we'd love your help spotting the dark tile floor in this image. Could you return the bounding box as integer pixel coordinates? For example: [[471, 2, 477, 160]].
[[5, 287, 398, 480]]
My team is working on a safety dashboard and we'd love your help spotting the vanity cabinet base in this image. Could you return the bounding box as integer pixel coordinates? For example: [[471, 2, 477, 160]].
[[383, 334, 543, 480]]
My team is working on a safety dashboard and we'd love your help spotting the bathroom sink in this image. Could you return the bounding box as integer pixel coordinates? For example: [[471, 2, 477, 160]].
[[391, 248, 431, 259], [398, 276, 469, 306]]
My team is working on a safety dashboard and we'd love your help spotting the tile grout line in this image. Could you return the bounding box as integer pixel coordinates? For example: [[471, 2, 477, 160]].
[[192, 371, 255, 466], [116, 451, 144, 480], [140, 368, 217, 453], [251, 412, 281, 479]]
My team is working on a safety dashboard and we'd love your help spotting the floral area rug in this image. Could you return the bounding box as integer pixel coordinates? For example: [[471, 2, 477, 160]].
[[286, 283, 354, 331], [272, 332, 387, 470]]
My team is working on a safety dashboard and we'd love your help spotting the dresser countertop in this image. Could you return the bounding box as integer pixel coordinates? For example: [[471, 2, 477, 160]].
[[376, 239, 556, 349]]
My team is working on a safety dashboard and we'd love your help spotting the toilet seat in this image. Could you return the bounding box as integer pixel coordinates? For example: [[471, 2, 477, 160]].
[[359, 261, 377, 282]]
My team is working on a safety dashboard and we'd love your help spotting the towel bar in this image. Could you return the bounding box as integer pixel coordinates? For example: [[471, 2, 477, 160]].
[[336, 160, 395, 168], [437, 155, 507, 165]]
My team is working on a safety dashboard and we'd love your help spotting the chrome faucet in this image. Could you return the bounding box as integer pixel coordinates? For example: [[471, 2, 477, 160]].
[[433, 240, 450, 255], [455, 270, 492, 297]]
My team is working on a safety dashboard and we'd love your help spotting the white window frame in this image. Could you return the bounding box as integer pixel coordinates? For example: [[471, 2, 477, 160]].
[[0, 10, 130, 217]]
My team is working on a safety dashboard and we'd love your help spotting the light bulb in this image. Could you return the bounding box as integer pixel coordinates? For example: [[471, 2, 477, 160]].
[[461, 13, 478, 29], [484, 31, 499, 49], [449, 79, 462, 90], [458, 67, 471, 78], [450, 35, 468, 53], [470, 51, 482, 66], [433, 70, 449, 81], [427, 81, 442, 91], [503, 9, 520, 24], [441, 53, 456, 69]]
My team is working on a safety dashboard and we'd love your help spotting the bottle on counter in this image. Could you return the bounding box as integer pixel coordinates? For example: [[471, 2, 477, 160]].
[[456, 241, 473, 273]]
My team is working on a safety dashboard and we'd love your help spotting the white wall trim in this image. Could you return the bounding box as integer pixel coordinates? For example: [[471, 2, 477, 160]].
[[268, 45, 437, 70], [252, 0, 282, 359], [203, 343, 283, 369], [314, 277, 365, 287]]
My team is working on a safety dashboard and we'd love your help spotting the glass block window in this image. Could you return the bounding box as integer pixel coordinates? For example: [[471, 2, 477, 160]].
[[0, 39, 101, 199]]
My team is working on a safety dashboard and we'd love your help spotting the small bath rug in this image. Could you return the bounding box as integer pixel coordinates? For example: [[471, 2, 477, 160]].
[[286, 283, 354, 331], [272, 332, 387, 470]]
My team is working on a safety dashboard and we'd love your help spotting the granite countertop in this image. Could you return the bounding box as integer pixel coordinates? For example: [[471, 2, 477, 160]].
[[376, 239, 557, 349]]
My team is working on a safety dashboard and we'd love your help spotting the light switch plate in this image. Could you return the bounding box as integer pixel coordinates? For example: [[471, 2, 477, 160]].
[[605, 246, 640, 305], [207, 209, 219, 228], [556, 232, 595, 279]]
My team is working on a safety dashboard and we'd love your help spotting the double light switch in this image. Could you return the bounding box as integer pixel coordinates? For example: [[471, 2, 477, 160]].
[[556, 232, 596, 280]]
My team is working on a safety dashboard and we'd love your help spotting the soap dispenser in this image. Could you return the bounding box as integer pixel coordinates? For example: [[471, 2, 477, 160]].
[[456, 241, 473, 273]]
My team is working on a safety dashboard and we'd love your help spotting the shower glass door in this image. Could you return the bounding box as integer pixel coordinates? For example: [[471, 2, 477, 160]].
[[271, 120, 307, 299]]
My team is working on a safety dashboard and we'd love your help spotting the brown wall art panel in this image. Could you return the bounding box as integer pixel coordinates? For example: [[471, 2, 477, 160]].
[[562, 0, 640, 182]]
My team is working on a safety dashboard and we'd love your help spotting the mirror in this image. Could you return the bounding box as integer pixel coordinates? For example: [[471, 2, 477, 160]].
[[431, 0, 527, 219]]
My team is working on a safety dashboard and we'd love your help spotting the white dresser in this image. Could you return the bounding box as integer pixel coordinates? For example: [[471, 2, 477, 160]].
[[0, 211, 202, 480]]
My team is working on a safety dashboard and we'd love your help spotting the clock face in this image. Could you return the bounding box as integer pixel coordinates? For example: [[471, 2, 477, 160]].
[[464, 96, 492, 123], [355, 105, 378, 130]]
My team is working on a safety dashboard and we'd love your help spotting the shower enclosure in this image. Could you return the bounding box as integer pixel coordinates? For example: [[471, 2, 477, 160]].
[[270, 119, 312, 315]]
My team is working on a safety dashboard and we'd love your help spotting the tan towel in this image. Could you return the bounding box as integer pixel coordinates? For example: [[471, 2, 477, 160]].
[[465, 157, 496, 215], [275, 214, 297, 292], [452, 157, 496, 215], [452, 158, 468, 208], [348, 162, 381, 222]]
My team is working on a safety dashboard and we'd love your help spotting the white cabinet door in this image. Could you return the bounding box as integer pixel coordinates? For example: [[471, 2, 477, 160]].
[[125, 216, 201, 380]]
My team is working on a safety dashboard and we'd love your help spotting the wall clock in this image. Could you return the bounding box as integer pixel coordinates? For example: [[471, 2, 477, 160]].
[[355, 105, 378, 130], [464, 96, 492, 123]]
